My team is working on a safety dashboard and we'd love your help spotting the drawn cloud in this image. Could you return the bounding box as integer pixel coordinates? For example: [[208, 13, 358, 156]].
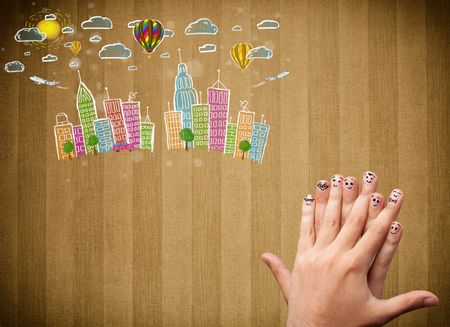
[[99, 43, 131, 59], [89, 35, 102, 43], [45, 14, 57, 20], [42, 54, 58, 62], [185, 18, 218, 35], [232, 25, 242, 32], [127, 20, 141, 28], [63, 41, 73, 48], [257, 20, 279, 30], [61, 26, 74, 34], [24, 51, 31, 56], [198, 43, 216, 53], [15, 27, 46, 42], [69, 61, 79, 68], [4, 61, 25, 73], [246, 46, 273, 59], [81, 16, 113, 30], [164, 29, 174, 37], [128, 65, 137, 71], [160, 52, 170, 59]]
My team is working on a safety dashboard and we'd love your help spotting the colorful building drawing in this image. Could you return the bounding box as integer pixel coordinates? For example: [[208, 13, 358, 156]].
[[249, 114, 270, 164], [174, 49, 198, 147], [191, 91, 209, 150], [54, 112, 75, 160], [224, 117, 237, 156], [73, 125, 86, 157], [140, 106, 155, 152], [122, 92, 141, 150], [94, 118, 114, 153], [208, 69, 230, 151], [164, 102, 184, 150], [234, 100, 255, 159], [76, 71, 98, 155], [103, 87, 128, 145]]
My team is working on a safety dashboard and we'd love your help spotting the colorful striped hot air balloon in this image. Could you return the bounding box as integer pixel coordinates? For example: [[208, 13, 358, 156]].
[[133, 19, 165, 54], [70, 41, 81, 56], [230, 43, 253, 70]]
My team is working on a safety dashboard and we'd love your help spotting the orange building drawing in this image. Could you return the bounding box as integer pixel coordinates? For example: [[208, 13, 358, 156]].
[[164, 102, 184, 150], [234, 101, 255, 159], [54, 112, 75, 160]]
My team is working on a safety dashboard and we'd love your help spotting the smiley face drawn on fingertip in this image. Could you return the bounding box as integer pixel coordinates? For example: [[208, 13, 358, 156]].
[[317, 181, 329, 191], [344, 177, 356, 190], [364, 171, 376, 184], [304, 194, 314, 206], [371, 194, 381, 207], [390, 222, 401, 234], [388, 190, 402, 203], [332, 175, 343, 188]]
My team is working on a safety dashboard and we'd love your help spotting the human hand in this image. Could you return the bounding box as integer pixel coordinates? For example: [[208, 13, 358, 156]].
[[262, 172, 438, 326]]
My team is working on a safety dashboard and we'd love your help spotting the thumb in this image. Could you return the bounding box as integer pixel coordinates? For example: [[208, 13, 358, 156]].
[[261, 252, 291, 303], [376, 290, 438, 324]]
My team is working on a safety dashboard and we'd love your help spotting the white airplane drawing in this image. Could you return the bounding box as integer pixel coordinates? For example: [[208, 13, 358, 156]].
[[29, 76, 68, 89], [265, 71, 290, 81]]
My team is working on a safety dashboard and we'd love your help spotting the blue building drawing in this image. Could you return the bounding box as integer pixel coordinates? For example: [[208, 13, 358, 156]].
[[249, 115, 270, 164], [94, 118, 114, 153]]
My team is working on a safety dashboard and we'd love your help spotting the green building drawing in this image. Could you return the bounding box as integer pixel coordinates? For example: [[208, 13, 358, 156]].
[[224, 121, 237, 156], [76, 71, 98, 155], [192, 102, 209, 149], [140, 109, 155, 151]]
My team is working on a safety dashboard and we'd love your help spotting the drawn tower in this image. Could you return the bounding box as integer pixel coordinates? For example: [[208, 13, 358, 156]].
[[174, 48, 198, 147], [122, 92, 141, 150], [93, 118, 114, 153], [249, 114, 270, 164], [208, 69, 230, 151], [224, 116, 237, 156], [103, 87, 128, 148], [76, 71, 98, 154], [164, 102, 184, 150], [140, 106, 155, 152], [53, 112, 75, 160], [234, 100, 255, 159], [191, 91, 209, 150]]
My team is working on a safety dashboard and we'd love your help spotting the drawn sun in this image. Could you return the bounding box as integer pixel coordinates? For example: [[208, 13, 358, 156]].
[[25, 8, 70, 49]]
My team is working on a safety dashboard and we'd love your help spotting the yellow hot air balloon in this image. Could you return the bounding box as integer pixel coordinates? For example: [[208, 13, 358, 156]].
[[70, 41, 81, 56], [230, 43, 253, 70]]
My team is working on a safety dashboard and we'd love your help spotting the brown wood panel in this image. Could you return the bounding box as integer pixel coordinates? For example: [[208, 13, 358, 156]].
[[0, 1, 448, 326]]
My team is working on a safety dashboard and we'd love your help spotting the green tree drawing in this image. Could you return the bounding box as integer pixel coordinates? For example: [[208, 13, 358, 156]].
[[239, 140, 251, 160], [63, 140, 75, 160], [180, 128, 195, 152], [87, 135, 99, 155]]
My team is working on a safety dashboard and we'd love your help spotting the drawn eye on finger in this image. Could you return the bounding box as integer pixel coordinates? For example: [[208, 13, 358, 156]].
[[364, 171, 376, 184], [332, 175, 343, 188], [388, 190, 402, 203], [304, 194, 314, 206], [370, 194, 381, 207], [344, 177, 355, 190], [390, 222, 401, 234]]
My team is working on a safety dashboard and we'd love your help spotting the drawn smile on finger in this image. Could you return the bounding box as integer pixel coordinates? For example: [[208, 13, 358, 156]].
[[344, 177, 355, 190], [332, 175, 343, 188], [364, 171, 376, 184], [390, 222, 401, 234], [371, 195, 381, 207], [304, 194, 314, 206]]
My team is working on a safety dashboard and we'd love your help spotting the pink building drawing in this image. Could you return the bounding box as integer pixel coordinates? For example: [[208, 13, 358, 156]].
[[103, 87, 128, 145], [122, 92, 141, 150], [73, 125, 86, 156], [208, 70, 230, 151]]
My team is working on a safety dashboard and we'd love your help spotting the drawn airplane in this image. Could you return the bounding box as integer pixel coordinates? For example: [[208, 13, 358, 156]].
[[265, 71, 290, 81], [29, 76, 68, 89]]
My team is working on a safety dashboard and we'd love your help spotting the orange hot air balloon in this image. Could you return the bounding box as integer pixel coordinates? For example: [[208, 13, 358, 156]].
[[70, 41, 81, 56], [230, 43, 253, 70]]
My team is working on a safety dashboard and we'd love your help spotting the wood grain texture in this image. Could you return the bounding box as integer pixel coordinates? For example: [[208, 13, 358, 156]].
[[0, 1, 449, 326]]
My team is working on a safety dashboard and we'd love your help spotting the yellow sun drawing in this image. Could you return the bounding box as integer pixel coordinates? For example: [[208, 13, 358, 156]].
[[25, 8, 70, 49], [36, 19, 61, 40]]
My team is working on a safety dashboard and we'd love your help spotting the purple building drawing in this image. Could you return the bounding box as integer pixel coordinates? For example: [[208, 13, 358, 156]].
[[208, 70, 230, 151], [73, 125, 86, 156], [122, 92, 141, 150]]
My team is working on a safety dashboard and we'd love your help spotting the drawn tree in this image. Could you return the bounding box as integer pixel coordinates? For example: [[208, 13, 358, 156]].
[[239, 140, 251, 160], [63, 140, 75, 160], [87, 135, 99, 155], [180, 128, 195, 152]]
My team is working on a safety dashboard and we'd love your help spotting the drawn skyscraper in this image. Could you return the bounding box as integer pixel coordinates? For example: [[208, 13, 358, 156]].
[[234, 100, 255, 159], [224, 116, 237, 156], [76, 71, 98, 154], [191, 91, 209, 150], [94, 118, 114, 153], [122, 92, 141, 150], [174, 48, 198, 147], [208, 69, 230, 151], [164, 102, 184, 150], [249, 114, 270, 164], [54, 112, 75, 160], [140, 106, 155, 152], [73, 125, 86, 157], [103, 87, 128, 147]]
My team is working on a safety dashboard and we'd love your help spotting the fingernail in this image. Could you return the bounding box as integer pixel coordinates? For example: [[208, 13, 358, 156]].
[[344, 177, 356, 190], [317, 180, 329, 191], [388, 189, 402, 204], [423, 297, 438, 307], [304, 194, 314, 206], [390, 222, 401, 234], [370, 194, 382, 207], [331, 175, 343, 188], [363, 171, 376, 184]]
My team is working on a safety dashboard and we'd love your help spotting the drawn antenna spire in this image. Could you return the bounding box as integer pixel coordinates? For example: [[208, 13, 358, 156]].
[[167, 101, 172, 111], [199, 91, 202, 104], [143, 105, 151, 122], [128, 91, 137, 102], [261, 114, 264, 122], [240, 100, 249, 111], [212, 68, 227, 89], [177, 48, 182, 64], [104, 87, 110, 100], [77, 70, 82, 82]]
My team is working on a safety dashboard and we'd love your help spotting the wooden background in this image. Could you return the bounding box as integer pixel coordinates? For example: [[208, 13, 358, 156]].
[[0, 0, 449, 326]]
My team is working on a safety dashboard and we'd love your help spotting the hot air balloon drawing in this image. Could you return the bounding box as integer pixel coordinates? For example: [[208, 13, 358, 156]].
[[70, 41, 81, 56], [133, 19, 165, 55], [230, 43, 253, 70]]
